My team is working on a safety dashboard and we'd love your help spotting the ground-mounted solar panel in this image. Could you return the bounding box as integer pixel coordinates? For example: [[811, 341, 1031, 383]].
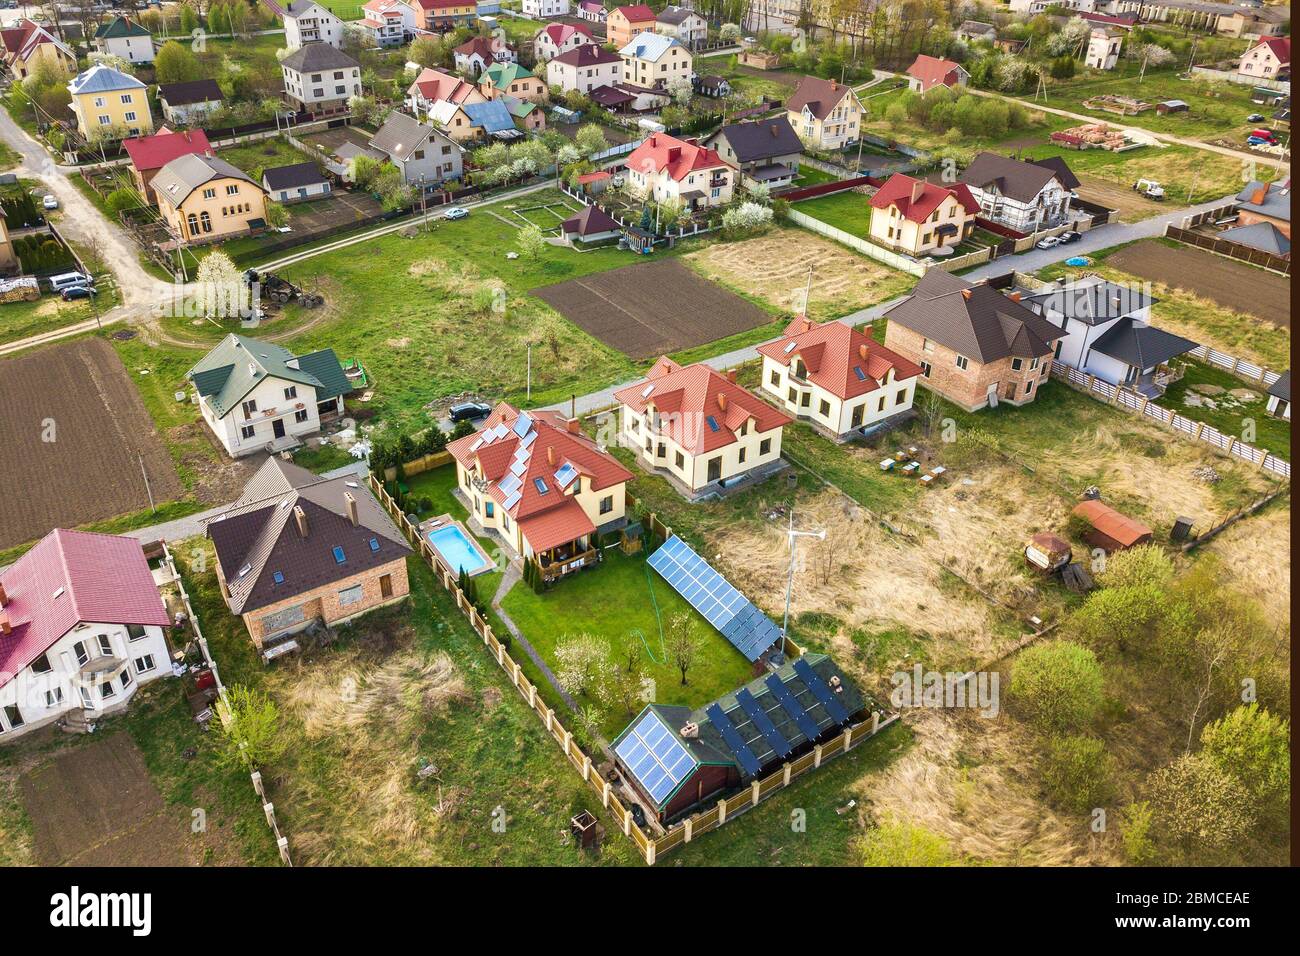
[[706, 703, 761, 777], [648, 536, 779, 662], [793, 658, 849, 725], [735, 688, 792, 759], [765, 674, 822, 743], [614, 710, 698, 806]]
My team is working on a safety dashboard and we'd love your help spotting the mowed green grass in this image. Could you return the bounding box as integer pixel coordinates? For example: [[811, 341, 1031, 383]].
[[1162, 359, 1291, 462], [794, 190, 873, 238], [218, 137, 313, 183]]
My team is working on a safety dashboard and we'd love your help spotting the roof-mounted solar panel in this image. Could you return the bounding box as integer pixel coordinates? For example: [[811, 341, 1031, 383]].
[[512, 413, 532, 437], [765, 673, 822, 743], [640, 383, 655, 398], [793, 658, 849, 725], [706, 703, 761, 777], [502, 490, 521, 510], [736, 687, 792, 759], [614, 710, 698, 806], [554, 462, 578, 489], [783, 341, 797, 353]]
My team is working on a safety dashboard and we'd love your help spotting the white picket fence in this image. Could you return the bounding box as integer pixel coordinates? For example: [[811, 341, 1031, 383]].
[[1187, 345, 1284, 389], [1051, 364, 1289, 480]]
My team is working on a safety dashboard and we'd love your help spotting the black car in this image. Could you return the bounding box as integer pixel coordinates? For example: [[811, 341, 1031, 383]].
[[60, 285, 97, 301], [449, 401, 492, 423], [1058, 231, 1081, 244]]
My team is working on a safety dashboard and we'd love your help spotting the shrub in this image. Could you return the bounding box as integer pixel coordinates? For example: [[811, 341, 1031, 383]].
[[857, 816, 955, 866], [1040, 734, 1113, 813], [1009, 640, 1104, 734]]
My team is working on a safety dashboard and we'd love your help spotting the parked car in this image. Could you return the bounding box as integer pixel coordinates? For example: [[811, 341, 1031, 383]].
[[443, 207, 469, 220], [42, 194, 58, 210], [449, 400, 491, 423], [1035, 236, 1060, 250], [1058, 231, 1080, 244], [60, 285, 97, 301], [1247, 113, 1265, 122]]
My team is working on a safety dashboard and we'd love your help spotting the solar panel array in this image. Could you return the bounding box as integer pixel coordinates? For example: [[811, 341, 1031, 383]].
[[794, 657, 849, 724], [613, 709, 699, 807], [736, 687, 791, 760], [647, 536, 781, 662], [705, 704, 761, 777]]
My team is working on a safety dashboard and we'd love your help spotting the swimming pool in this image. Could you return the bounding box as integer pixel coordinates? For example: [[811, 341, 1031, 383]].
[[1064, 256, 1091, 267], [426, 523, 493, 576]]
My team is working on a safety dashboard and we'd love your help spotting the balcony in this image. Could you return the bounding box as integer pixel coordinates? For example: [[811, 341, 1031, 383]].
[[539, 543, 600, 583]]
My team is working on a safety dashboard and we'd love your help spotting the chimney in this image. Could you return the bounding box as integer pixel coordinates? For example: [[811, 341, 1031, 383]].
[[910, 178, 925, 203], [830, 79, 838, 90], [294, 505, 309, 538], [770, 124, 778, 137], [801, 315, 812, 332], [960, 289, 973, 299], [1252, 183, 1268, 205], [546, 445, 556, 466], [858, 343, 869, 361], [344, 492, 358, 527], [0, 582, 6, 607], [0, 613, 9, 636], [1009, 292, 1022, 302], [717, 391, 728, 411], [668, 146, 681, 162], [726, 369, 737, 383], [566, 417, 581, 434]]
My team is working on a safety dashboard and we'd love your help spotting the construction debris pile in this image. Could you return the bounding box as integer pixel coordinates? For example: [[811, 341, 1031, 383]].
[[1081, 93, 1152, 115], [1050, 123, 1131, 151]]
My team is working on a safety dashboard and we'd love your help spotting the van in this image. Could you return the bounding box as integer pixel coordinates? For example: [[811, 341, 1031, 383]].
[[48, 272, 93, 292]]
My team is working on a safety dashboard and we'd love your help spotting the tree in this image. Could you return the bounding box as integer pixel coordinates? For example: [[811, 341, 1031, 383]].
[[858, 816, 955, 866], [1040, 734, 1114, 814], [1119, 801, 1157, 864], [1067, 583, 1167, 657], [154, 40, 203, 85], [409, 36, 443, 69], [516, 222, 546, 260], [195, 250, 242, 319], [574, 123, 607, 157], [1140, 43, 1176, 69], [720, 201, 773, 237], [214, 685, 286, 771], [1199, 704, 1289, 819], [719, 23, 742, 43], [1009, 640, 1104, 734], [180, 2, 199, 35], [1098, 543, 1174, 590], [264, 200, 289, 229], [105, 188, 142, 216], [666, 612, 700, 686], [885, 100, 909, 129], [667, 75, 694, 108], [554, 633, 614, 703], [1146, 753, 1254, 861]]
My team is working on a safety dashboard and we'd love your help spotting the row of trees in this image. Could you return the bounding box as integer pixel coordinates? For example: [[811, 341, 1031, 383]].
[[884, 84, 1036, 139]]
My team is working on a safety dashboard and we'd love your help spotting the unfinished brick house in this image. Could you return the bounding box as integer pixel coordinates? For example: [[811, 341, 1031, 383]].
[[206, 458, 412, 653], [882, 270, 1065, 412]]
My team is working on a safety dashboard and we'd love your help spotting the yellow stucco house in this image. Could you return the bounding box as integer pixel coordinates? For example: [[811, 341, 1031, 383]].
[[67, 63, 153, 142], [867, 173, 980, 257], [152, 153, 268, 246]]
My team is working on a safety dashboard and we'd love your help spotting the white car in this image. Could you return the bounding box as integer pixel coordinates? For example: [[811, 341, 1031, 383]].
[[442, 207, 469, 220], [1035, 236, 1060, 250], [42, 194, 58, 210]]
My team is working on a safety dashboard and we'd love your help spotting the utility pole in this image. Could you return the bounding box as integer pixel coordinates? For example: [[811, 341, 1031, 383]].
[[781, 511, 825, 640], [526, 344, 532, 401], [138, 452, 156, 513]]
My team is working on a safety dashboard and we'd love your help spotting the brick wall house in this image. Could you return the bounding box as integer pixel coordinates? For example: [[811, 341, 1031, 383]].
[[884, 322, 1050, 411]]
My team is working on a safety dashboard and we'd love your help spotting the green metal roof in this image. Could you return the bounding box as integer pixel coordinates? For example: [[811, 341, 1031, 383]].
[[95, 16, 152, 39], [186, 334, 348, 417], [483, 62, 535, 90]]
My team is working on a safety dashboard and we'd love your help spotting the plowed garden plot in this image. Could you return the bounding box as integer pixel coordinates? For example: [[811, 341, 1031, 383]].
[[533, 258, 771, 359], [1106, 240, 1290, 327], [0, 338, 182, 549]]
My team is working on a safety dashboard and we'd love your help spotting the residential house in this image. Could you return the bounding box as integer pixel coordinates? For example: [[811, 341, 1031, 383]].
[[1235, 179, 1291, 238], [577, 1, 608, 23], [187, 333, 351, 457], [442, 98, 521, 142], [503, 95, 547, 131], [413, 0, 478, 32], [262, 162, 332, 203], [882, 270, 1066, 411], [905, 54, 968, 93], [1239, 36, 1290, 82], [867, 172, 979, 257], [522, 0, 572, 16], [280, 42, 362, 116], [0, 530, 174, 742], [533, 21, 595, 61], [67, 64, 153, 141], [957, 151, 1078, 233], [1018, 276, 1197, 397], [274, 0, 345, 50], [358, 1, 410, 48], [701, 116, 803, 190], [619, 31, 693, 91], [454, 35, 516, 77], [446, 403, 634, 580], [956, 20, 998, 43], [480, 62, 547, 103], [153, 153, 267, 245], [758, 316, 924, 440], [0, 19, 75, 81], [92, 16, 154, 64], [561, 203, 623, 244], [1086, 28, 1124, 70], [607, 4, 658, 48], [369, 110, 464, 186], [616, 358, 792, 498], [206, 458, 412, 648], [656, 6, 707, 49], [624, 131, 732, 209], [1266, 371, 1290, 419], [122, 127, 214, 204], [1219, 220, 1290, 257], [693, 74, 731, 97], [157, 78, 224, 125], [406, 66, 486, 117], [548, 44, 622, 94], [785, 75, 863, 150]]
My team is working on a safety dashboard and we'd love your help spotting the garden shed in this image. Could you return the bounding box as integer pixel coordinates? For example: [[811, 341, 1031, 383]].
[[1071, 499, 1152, 553]]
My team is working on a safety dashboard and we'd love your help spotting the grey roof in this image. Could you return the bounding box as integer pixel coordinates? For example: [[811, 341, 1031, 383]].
[[206, 458, 411, 615], [67, 62, 146, 95], [280, 41, 360, 74], [1023, 278, 1157, 326], [1088, 318, 1198, 370], [657, 6, 697, 25], [1219, 221, 1290, 256], [263, 161, 328, 190], [1236, 180, 1291, 223], [1267, 370, 1289, 402], [705, 116, 803, 164], [369, 111, 440, 162], [958, 151, 1076, 203], [884, 270, 1066, 363], [158, 78, 223, 106], [150, 153, 258, 208], [959, 20, 997, 36], [1030, 155, 1081, 191], [186, 334, 350, 418]]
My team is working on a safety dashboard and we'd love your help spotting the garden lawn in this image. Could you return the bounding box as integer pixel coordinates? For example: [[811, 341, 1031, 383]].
[[0, 288, 119, 348], [794, 190, 873, 238], [217, 137, 313, 183], [501, 548, 756, 740], [0, 140, 20, 172], [862, 86, 1068, 152], [1162, 359, 1291, 462]]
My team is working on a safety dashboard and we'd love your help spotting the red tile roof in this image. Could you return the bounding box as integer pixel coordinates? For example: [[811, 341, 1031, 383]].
[[614, 358, 792, 455], [1254, 36, 1290, 65], [518, 497, 598, 553], [123, 127, 213, 173], [757, 317, 924, 401], [0, 529, 170, 690], [455, 35, 505, 59], [551, 43, 619, 68], [612, 4, 656, 22], [409, 67, 480, 104], [905, 54, 966, 91], [869, 172, 979, 223], [625, 132, 726, 183], [446, 404, 632, 545]]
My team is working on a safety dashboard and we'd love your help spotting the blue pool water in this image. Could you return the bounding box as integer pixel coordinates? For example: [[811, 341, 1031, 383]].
[[427, 525, 491, 575], [1064, 256, 1091, 267]]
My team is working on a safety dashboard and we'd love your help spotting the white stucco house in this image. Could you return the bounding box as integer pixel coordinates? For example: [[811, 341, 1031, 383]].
[[957, 152, 1080, 233], [523, 0, 571, 17], [276, 0, 345, 50], [0, 529, 174, 742], [186, 334, 353, 457], [92, 16, 155, 64], [1086, 28, 1123, 70]]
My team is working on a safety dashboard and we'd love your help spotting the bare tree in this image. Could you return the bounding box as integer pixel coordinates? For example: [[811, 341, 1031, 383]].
[[667, 612, 701, 686]]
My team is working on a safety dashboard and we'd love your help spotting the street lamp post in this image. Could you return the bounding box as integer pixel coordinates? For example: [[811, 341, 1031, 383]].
[[781, 511, 825, 640]]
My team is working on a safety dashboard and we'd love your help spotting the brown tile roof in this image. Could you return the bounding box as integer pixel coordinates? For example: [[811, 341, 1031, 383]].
[[786, 75, 854, 121], [757, 318, 924, 401]]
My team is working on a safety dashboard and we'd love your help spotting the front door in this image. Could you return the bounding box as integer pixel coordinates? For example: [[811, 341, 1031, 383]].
[[380, 574, 393, 598], [707, 456, 722, 482], [272, 418, 286, 439]]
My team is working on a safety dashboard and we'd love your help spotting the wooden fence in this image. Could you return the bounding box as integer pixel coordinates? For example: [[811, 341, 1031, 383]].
[[368, 473, 898, 862], [1051, 363, 1290, 479], [1164, 224, 1291, 276]]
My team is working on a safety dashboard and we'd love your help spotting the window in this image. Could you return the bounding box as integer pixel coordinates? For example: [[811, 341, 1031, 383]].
[[46, 687, 65, 707], [800, 392, 810, 408], [788, 387, 796, 403], [1011, 358, 1023, 371], [123, 111, 137, 122], [878, 395, 886, 413], [242, 399, 257, 418], [955, 355, 969, 371], [770, 369, 781, 387], [93, 97, 105, 107], [98, 115, 112, 126], [121, 93, 133, 104], [203, 187, 216, 199], [241, 424, 256, 439], [127, 623, 146, 641], [338, 584, 364, 607], [851, 404, 864, 428], [920, 361, 932, 378], [1026, 379, 1035, 393], [80, 686, 94, 708], [760, 438, 772, 455], [738, 446, 747, 464], [135, 655, 156, 674], [98, 634, 113, 656], [628, 416, 639, 433], [332, 546, 346, 564], [1030, 357, 1040, 370], [599, 495, 613, 514], [3, 705, 23, 728], [200, 211, 212, 233], [284, 385, 298, 400], [896, 389, 907, 405], [369, 537, 380, 552], [100, 681, 116, 700], [674, 451, 684, 469], [819, 399, 830, 417], [295, 409, 309, 423], [533, 477, 549, 495], [31, 652, 52, 674], [922, 338, 935, 354], [273, 571, 285, 586], [485, 501, 494, 518], [74, 641, 89, 666], [121, 669, 133, 690]]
